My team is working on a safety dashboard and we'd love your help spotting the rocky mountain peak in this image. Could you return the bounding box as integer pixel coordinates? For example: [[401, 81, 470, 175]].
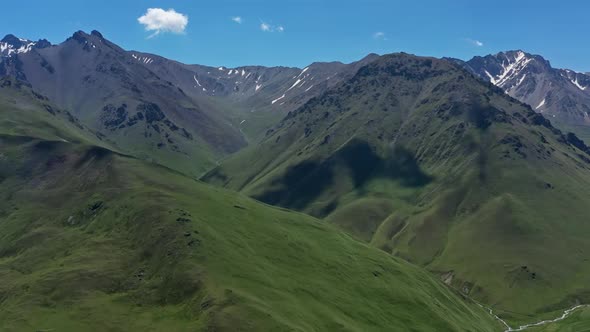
[[69, 30, 91, 44], [91, 30, 104, 39], [456, 50, 590, 125], [0, 34, 40, 57], [1, 34, 25, 45]]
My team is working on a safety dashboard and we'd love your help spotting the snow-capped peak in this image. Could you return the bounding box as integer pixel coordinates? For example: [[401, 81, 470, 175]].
[[0, 35, 37, 57], [487, 51, 533, 88]]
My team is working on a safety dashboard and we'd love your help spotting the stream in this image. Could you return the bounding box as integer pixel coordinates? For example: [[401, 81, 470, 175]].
[[479, 303, 587, 331]]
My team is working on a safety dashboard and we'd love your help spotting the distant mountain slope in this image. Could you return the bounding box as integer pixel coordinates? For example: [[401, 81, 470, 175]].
[[127, 51, 378, 112], [0, 31, 379, 174], [204, 53, 590, 324], [0, 85, 500, 331], [127, 50, 380, 140], [0, 34, 51, 58], [454, 51, 590, 126], [0, 77, 108, 147], [1, 31, 248, 177]]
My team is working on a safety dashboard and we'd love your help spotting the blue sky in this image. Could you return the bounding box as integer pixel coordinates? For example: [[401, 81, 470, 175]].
[[2, 0, 589, 71]]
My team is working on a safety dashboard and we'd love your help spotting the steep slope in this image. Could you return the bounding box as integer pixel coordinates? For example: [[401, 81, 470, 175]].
[[204, 53, 590, 324], [457, 51, 590, 129], [128, 51, 379, 140], [1, 30, 380, 174], [0, 34, 51, 58], [0, 88, 500, 331], [0, 77, 108, 147], [1, 31, 247, 177]]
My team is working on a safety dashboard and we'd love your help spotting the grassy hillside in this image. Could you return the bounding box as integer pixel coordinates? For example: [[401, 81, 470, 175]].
[[7, 31, 248, 178], [553, 120, 590, 144], [203, 53, 590, 325], [0, 78, 108, 147], [0, 83, 501, 330]]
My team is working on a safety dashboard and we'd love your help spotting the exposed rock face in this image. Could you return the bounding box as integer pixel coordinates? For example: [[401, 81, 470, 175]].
[[453, 50, 590, 125]]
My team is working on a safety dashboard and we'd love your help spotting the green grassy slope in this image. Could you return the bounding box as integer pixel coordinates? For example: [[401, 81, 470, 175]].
[[13, 31, 249, 178], [0, 85, 501, 330], [203, 53, 590, 325], [0, 78, 108, 147], [0, 76, 229, 179], [553, 120, 590, 144]]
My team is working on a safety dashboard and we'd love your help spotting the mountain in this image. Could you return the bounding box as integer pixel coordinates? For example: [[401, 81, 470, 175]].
[[0, 77, 107, 146], [0, 30, 379, 176], [0, 77, 501, 331], [455, 51, 590, 135], [204, 53, 590, 324], [4, 29, 590, 328], [132, 51, 379, 111], [0, 34, 51, 58], [123, 51, 379, 140], [1, 30, 251, 177]]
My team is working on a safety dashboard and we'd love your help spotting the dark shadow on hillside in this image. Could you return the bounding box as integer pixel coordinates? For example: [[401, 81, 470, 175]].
[[255, 160, 334, 211], [74, 146, 112, 168], [255, 139, 432, 215]]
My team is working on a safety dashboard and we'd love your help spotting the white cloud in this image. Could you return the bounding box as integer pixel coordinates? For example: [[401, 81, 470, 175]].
[[466, 38, 484, 47], [231, 16, 243, 24], [138, 8, 188, 38], [373, 32, 386, 40], [260, 21, 284, 32]]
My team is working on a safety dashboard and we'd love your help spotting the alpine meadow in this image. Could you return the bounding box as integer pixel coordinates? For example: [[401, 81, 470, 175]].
[[2, 1, 590, 331]]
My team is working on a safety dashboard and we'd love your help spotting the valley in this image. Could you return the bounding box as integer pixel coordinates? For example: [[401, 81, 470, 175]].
[[2, 23, 590, 331], [0, 76, 501, 331]]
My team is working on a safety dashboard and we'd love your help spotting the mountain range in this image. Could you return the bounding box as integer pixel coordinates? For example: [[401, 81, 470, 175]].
[[4, 31, 590, 166], [452, 51, 590, 141], [2, 30, 590, 330], [0, 31, 379, 177], [204, 53, 590, 322], [0, 75, 501, 331]]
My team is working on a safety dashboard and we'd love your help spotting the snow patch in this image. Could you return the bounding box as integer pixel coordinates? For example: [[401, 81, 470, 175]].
[[0, 40, 36, 57], [571, 78, 587, 91], [536, 98, 546, 110], [271, 94, 286, 104], [516, 74, 527, 87], [131, 54, 153, 64], [286, 79, 303, 92], [298, 67, 309, 77], [193, 75, 202, 87]]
